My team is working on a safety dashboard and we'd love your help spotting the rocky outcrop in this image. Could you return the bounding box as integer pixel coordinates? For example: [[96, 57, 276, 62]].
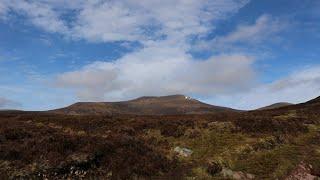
[[174, 147, 193, 157], [285, 162, 317, 180]]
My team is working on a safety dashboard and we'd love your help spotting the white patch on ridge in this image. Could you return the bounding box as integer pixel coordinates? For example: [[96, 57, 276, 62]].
[[185, 96, 192, 100]]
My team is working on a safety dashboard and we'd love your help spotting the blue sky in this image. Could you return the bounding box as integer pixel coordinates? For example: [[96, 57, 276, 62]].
[[0, 0, 319, 110]]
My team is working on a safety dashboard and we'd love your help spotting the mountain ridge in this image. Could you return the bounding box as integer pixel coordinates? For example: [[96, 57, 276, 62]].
[[50, 94, 237, 115], [258, 102, 293, 110]]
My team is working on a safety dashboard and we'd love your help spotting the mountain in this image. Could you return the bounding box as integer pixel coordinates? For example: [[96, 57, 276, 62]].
[[287, 96, 320, 113], [2, 95, 320, 179], [258, 102, 293, 110], [304, 96, 320, 105], [270, 96, 320, 112], [50, 95, 236, 115]]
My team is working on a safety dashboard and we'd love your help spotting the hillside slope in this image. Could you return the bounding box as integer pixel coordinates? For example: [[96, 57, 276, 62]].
[[50, 95, 236, 115], [258, 102, 293, 110], [1, 96, 320, 179]]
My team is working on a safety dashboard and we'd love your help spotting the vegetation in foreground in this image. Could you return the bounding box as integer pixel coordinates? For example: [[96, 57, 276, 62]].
[[1, 99, 320, 179]]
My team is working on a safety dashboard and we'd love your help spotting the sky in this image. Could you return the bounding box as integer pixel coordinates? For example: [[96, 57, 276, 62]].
[[0, 0, 319, 110]]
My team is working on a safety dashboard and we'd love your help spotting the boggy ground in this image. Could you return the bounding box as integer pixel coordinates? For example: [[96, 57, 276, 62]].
[[0, 106, 320, 179]]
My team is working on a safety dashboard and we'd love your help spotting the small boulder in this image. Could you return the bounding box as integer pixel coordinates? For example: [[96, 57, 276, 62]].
[[221, 168, 255, 180], [221, 168, 234, 177], [232, 171, 255, 180], [174, 147, 193, 157]]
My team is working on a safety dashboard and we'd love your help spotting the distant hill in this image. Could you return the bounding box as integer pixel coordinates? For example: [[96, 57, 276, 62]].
[[258, 102, 293, 110], [268, 96, 320, 111], [50, 95, 237, 115]]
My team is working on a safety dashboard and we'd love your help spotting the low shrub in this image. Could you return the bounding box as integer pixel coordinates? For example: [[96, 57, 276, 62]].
[[234, 116, 308, 134]]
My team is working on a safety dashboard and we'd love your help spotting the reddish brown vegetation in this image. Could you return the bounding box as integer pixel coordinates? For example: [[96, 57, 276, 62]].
[[234, 116, 308, 134], [1, 96, 320, 179], [0, 113, 181, 179]]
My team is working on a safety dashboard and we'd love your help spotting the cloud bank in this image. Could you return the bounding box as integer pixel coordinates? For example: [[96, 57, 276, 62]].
[[20, 0, 255, 101], [212, 66, 320, 110], [0, 97, 21, 109], [3, 0, 317, 110], [56, 48, 255, 101], [196, 14, 287, 52], [0, 0, 249, 43]]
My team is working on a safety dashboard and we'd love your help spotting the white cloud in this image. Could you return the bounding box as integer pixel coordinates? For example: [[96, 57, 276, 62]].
[[0, 0, 318, 111], [196, 14, 287, 51], [218, 15, 284, 44], [73, 0, 249, 43], [0, 0, 249, 43], [23, 0, 255, 102], [55, 43, 256, 101], [0, 0, 68, 33], [0, 1, 9, 19], [212, 66, 320, 110], [2, 0, 261, 106]]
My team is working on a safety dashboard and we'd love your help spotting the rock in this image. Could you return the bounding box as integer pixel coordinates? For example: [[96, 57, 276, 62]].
[[174, 147, 193, 157], [285, 162, 317, 180], [232, 171, 245, 179], [221, 168, 234, 177], [246, 173, 255, 179], [232, 171, 255, 180], [220, 168, 255, 180]]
